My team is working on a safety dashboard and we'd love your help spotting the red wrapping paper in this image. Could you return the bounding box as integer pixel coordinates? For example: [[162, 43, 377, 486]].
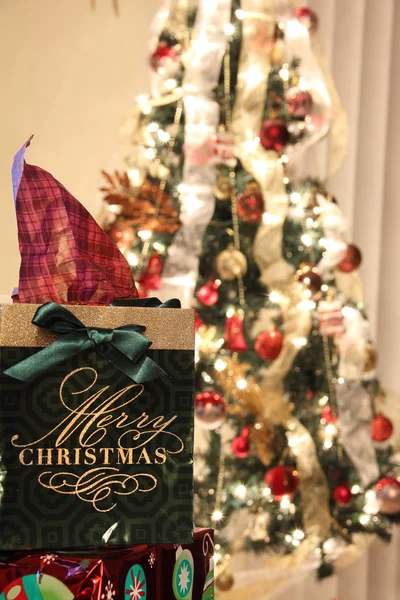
[[0, 529, 214, 600], [12, 137, 138, 305]]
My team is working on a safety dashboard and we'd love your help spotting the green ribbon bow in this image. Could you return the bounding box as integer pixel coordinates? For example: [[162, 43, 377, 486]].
[[4, 300, 178, 383]]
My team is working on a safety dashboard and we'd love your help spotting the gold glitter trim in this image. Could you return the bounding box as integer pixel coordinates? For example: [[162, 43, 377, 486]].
[[0, 304, 194, 350]]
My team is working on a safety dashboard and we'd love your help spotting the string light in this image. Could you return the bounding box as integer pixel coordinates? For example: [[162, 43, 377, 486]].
[[126, 252, 138, 267], [147, 122, 159, 133], [293, 529, 305, 540], [215, 359, 227, 372], [235, 8, 245, 19], [226, 306, 235, 318], [202, 371, 213, 384], [351, 485, 361, 494], [157, 130, 170, 143], [298, 299, 316, 311], [224, 22, 235, 36], [164, 78, 178, 91], [136, 94, 152, 115], [212, 509, 223, 522], [285, 19, 305, 40], [108, 204, 121, 214], [269, 290, 283, 303], [323, 422, 337, 450], [138, 230, 152, 241], [359, 514, 370, 525], [290, 192, 301, 204], [128, 168, 142, 186], [152, 241, 165, 253], [301, 233, 312, 247], [279, 67, 290, 81], [145, 148, 156, 160], [364, 490, 379, 515], [292, 337, 307, 348], [214, 552, 222, 564], [242, 64, 265, 87], [234, 484, 247, 501], [293, 206, 304, 217], [318, 395, 329, 406], [237, 379, 247, 390]]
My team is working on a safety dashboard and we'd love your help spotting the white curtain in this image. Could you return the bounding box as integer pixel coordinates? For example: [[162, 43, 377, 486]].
[[273, 1, 400, 598]]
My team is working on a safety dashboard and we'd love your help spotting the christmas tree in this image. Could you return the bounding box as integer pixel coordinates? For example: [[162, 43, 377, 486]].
[[100, 0, 400, 592]]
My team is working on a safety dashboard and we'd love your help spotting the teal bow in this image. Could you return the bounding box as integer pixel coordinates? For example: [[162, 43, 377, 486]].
[[4, 301, 172, 383]]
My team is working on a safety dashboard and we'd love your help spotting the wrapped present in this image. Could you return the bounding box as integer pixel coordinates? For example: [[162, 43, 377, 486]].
[[0, 140, 195, 550], [0, 528, 214, 600]]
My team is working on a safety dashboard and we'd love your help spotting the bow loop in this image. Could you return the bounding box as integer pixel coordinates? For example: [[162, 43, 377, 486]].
[[32, 302, 87, 334]]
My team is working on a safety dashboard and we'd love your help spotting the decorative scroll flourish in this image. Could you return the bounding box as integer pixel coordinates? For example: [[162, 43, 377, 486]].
[[38, 468, 157, 513]]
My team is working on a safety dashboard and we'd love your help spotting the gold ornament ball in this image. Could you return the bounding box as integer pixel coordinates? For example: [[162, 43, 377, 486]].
[[216, 248, 248, 281], [364, 343, 377, 372], [295, 262, 322, 298], [216, 571, 235, 592], [215, 175, 234, 201]]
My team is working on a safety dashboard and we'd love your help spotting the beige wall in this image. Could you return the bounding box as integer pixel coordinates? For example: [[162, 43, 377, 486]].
[[0, 0, 161, 294]]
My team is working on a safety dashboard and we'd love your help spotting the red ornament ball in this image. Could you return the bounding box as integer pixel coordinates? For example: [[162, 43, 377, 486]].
[[376, 476, 400, 514], [260, 119, 289, 152], [265, 465, 299, 500], [231, 428, 251, 458], [337, 244, 362, 273], [150, 43, 179, 75], [371, 413, 393, 442], [236, 189, 264, 224], [295, 6, 319, 33], [333, 484, 352, 505], [194, 312, 204, 332], [197, 280, 219, 306], [321, 406, 337, 423], [255, 329, 283, 361], [138, 252, 162, 291], [194, 390, 226, 430], [286, 87, 313, 119]]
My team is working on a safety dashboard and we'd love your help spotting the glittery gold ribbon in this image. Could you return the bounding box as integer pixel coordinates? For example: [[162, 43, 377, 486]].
[[230, 0, 331, 545]]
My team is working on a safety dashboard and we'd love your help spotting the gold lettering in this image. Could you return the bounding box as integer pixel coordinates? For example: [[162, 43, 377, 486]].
[[99, 448, 114, 464], [137, 448, 151, 464], [57, 448, 72, 465], [19, 448, 33, 466], [154, 447, 167, 464], [84, 448, 96, 465], [73, 448, 81, 464], [117, 448, 134, 465], [38, 448, 53, 465]]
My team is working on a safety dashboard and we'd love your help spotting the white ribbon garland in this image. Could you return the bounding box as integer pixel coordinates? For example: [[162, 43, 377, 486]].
[[161, 0, 232, 307]]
